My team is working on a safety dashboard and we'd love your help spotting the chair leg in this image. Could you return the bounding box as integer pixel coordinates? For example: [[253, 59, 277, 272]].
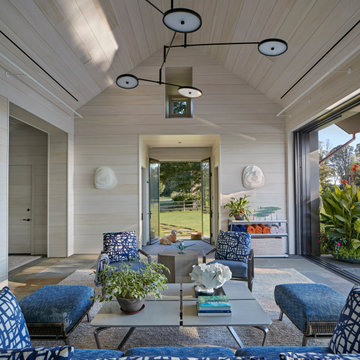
[[87, 313, 91, 322], [248, 278, 253, 292], [279, 310, 283, 321], [302, 335, 307, 346]]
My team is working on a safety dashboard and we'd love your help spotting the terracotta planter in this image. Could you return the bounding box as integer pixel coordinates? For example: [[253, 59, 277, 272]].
[[116, 296, 145, 314]]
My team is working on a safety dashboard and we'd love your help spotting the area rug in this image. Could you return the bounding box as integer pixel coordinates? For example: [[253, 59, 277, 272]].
[[32, 267, 330, 352]]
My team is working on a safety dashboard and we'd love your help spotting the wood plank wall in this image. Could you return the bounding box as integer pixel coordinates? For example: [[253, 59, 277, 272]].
[[75, 48, 286, 253]]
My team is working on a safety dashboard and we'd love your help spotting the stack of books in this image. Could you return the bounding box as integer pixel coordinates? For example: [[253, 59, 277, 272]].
[[196, 295, 232, 317]]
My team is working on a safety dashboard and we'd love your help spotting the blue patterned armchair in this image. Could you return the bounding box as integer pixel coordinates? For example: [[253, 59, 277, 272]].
[[203, 230, 254, 291], [94, 231, 151, 287]]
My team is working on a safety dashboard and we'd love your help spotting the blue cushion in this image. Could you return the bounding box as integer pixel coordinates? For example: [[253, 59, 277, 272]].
[[103, 232, 139, 262], [73, 348, 123, 360], [215, 231, 251, 263], [329, 285, 360, 354], [280, 352, 360, 360], [110, 261, 146, 272], [274, 283, 346, 332], [229, 225, 247, 233], [19, 285, 94, 333], [0, 346, 73, 360], [124, 346, 235, 357], [208, 259, 247, 278], [0, 286, 31, 349], [235, 347, 330, 360]]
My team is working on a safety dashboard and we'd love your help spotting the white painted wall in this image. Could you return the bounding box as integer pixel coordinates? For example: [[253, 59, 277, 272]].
[[0, 96, 9, 284], [74, 48, 287, 254], [0, 74, 74, 134]]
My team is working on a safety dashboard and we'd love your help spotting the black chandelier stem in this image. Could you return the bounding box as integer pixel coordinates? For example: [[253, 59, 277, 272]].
[[159, 31, 177, 83], [145, 0, 164, 14]]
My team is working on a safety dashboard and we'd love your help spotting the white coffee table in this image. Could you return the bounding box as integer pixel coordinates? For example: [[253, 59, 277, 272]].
[[91, 282, 271, 349]]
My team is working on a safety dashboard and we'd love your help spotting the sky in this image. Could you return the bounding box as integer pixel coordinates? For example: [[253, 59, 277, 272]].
[[319, 124, 360, 149]]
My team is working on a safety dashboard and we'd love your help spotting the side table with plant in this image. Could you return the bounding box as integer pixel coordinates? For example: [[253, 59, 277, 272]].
[[320, 163, 360, 261], [94, 261, 169, 314], [224, 195, 252, 220]]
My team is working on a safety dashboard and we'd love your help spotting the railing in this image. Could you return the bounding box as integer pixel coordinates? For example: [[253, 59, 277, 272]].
[[160, 200, 201, 212]]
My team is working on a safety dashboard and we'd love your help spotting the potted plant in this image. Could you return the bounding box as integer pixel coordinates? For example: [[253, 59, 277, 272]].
[[224, 195, 252, 220], [320, 163, 360, 262], [94, 261, 169, 313]]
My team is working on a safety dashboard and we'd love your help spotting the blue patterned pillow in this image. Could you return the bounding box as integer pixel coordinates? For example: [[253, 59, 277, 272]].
[[103, 232, 139, 262], [329, 285, 360, 354], [280, 352, 360, 360], [215, 230, 251, 263], [0, 346, 74, 360], [0, 287, 31, 349]]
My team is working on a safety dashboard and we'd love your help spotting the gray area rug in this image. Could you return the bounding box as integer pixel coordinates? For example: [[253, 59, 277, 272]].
[[32, 267, 330, 352]]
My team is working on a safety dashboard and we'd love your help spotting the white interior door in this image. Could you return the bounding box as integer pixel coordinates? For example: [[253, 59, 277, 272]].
[[9, 165, 32, 254]]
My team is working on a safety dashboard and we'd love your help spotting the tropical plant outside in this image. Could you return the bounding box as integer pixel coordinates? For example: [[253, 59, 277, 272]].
[[320, 163, 360, 259]]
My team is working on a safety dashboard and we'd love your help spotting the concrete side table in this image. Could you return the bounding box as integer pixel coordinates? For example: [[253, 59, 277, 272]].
[[158, 250, 198, 283]]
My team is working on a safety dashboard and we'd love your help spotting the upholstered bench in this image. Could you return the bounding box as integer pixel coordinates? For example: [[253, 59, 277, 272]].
[[19, 285, 94, 344], [274, 283, 346, 345]]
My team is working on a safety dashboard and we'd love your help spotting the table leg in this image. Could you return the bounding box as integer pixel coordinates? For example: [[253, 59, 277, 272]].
[[94, 327, 108, 349], [254, 326, 269, 346], [118, 327, 136, 350], [227, 326, 244, 348]]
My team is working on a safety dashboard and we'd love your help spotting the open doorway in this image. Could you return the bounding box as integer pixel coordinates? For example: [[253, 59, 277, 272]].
[[8, 118, 48, 259], [294, 97, 360, 267], [149, 159, 211, 243]]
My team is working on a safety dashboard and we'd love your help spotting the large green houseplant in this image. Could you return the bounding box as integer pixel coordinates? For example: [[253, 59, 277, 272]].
[[95, 261, 169, 313], [224, 195, 252, 220], [320, 164, 360, 261]]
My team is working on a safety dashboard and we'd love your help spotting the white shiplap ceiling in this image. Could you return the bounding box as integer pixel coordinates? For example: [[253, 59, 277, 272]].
[[1, 0, 360, 114]]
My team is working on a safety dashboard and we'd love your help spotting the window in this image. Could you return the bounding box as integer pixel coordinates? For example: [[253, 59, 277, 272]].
[[168, 95, 192, 118]]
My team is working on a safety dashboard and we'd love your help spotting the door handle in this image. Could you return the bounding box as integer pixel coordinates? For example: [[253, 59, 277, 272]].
[[22, 218, 31, 221]]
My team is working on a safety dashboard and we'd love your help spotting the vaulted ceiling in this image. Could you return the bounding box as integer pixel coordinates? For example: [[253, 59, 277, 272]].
[[1, 0, 360, 115]]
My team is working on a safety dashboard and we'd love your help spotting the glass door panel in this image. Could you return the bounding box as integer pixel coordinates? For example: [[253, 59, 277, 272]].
[[201, 158, 211, 242], [149, 159, 160, 244]]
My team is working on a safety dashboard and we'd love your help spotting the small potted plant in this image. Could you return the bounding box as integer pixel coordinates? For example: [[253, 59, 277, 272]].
[[94, 261, 169, 314], [224, 195, 252, 220]]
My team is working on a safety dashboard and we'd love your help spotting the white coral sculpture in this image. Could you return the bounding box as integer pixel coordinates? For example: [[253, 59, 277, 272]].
[[190, 263, 232, 293]]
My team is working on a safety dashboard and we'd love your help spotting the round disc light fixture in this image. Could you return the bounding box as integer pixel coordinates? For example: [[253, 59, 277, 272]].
[[258, 38, 288, 56], [178, 86, 203, 98], [116, 74, 139, 89], [163, 8, 202, 33]]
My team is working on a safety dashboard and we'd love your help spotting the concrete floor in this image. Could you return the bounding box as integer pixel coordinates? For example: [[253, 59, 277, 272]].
[[8, 254, 353, 300]]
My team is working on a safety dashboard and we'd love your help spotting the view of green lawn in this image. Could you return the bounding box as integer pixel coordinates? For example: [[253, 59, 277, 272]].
[[160, 209, 209, 238]]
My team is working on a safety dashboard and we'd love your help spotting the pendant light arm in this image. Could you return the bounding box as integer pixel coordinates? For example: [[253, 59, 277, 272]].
[[145, 0, 164, 14], [166, 41, 259, 50], [137, 77, 184, 88]]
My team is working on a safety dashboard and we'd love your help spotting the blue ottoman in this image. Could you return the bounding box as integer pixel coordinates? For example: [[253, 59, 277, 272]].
[[274, 283, 346, 345], [19, 285, 94, 344]]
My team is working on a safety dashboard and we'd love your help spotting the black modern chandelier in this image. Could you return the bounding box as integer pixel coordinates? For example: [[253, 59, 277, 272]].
[[116, 0, 288, 98]]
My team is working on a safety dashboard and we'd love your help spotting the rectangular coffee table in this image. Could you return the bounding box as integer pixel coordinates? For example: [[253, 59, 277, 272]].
[[91, 282, 271, 349]]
